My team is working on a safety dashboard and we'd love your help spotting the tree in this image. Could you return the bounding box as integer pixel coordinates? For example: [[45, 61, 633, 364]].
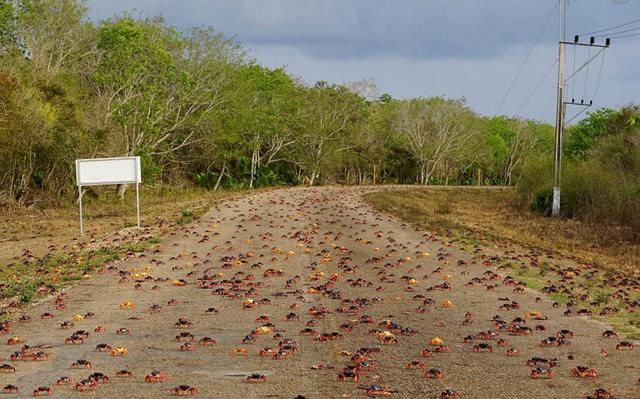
[[292, 82, 366, 186], [393, 97, 475, 184]]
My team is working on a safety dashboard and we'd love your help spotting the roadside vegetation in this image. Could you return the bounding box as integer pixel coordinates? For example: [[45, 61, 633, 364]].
[[365, 187, 640, 338], [0, 186, 235, 308]]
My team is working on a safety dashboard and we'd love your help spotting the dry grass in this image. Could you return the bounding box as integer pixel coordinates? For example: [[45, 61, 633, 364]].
[[0, 186, 238, 308], [364, 186, 640, 338], [365, 186, 640, 275]]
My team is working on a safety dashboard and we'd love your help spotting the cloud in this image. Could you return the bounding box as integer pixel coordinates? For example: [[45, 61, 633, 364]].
[[85, 0, 640, 122]]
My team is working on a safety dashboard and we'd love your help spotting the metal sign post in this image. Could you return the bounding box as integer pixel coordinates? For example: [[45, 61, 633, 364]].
[[75, 156, 142, 236]]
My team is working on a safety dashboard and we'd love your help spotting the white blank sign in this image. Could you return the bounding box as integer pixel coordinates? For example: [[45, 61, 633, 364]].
[[76, 156, 141, 186]]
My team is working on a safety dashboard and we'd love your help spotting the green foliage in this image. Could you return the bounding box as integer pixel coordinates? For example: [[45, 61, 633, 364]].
[[518, 106, 640, 236], [565, 108, 616, 160]]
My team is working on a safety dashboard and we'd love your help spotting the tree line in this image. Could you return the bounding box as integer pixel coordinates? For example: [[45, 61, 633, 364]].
[[0, 0, 574, 206], [2, 2, 639, 242]]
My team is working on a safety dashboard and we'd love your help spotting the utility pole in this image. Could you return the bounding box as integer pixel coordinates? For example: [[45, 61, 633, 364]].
[[551, 0, 610, 217], [552, 0, 567, 217]]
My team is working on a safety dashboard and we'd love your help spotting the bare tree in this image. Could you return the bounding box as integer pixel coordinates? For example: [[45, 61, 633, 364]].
[[394, 98, 475, 184]]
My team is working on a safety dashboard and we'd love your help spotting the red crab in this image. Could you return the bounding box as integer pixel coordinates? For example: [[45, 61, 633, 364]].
[[424, 368, 444, 378], [115, 370, 133, 378], [70, 359, 92, 369], [358, 385, 397, 396], [472, 343, 493, 353], [32, 386, 53, 396], [405, 360, 428, 369], [199, 337, 217, 346], [3, 385, 19, 393], [73, 379, 97, 391], [246, 373, 267, 383], [0, 364, 16, 373], [337, 369, 360, 381], [616, 341, 634, 350], [145, 371, 168, 383], [530, 367, 553, 379], [171, 385, 198, 395], [570, 366, 598, 378], [439, 389, 460, 399], [55, 377, 72, 385], [95, 343, 112, 352]]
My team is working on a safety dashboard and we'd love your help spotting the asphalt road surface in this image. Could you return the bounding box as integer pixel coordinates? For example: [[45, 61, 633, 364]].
[[1, 187, 638, 399]]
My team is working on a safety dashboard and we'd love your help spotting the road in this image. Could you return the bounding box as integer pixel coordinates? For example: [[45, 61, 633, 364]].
[[1, 187, 638, 398]]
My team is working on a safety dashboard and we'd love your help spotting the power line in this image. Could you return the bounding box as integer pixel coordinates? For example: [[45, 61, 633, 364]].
[[609, 31, 640, 39], [514, 57, 559, 117], [576, 16, 640, 36], [493, 0, 558, 116], [566, 50, 606, 125], [563, 47, 606, 84], [595, 25, 640, 37]]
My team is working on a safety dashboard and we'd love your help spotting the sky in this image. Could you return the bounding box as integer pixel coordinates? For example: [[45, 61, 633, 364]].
[[86, 0, 640, 124]]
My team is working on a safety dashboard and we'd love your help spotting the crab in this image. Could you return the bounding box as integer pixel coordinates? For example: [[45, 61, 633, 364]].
[[2, 385, 18, 393], [32, 386, 53, 396], [300, 328, 317, 336], [176, 332, 195, 342], [89, 372, 111, 384], [31, 351, 49, 361], [475, 330, 498, 340], [473, 343, 493, 353], [70, 359, 92, 369], [73, 379, 97, 391], [145, 371, 168, 383], [526, 357, 558, 368], [421, 349, 434, 357], [584, 388, 616, 399], [405, 360, 428, 369], [199, 337, 217, 346], [439, 389, 460, 399], [601, 330, 619, 340], [119, 302, 136, 310], [180, 343, 195, 351], [424, 368, 444, 379], [232, 348, 249, 356], [0, 364, 16, 373], [434, 345, 451, 353], [570, 366, 598, 378], [273, 348, 294, 359], [359, 385, 397, 396], [111, 346, 129, 356], [171, 385, 198, 395], [56, 376, 72, 385], [259, 347, 274, 356], [95, 343, 112, 352], [285, 313, 300, 321], [59, 321, 74, 329], [616, 341, 634, 350], [115, 370, 133, 378], [7, 336, 23, 345], [65, 336, 84, 345], [116, 328, 131, 335], [174, 318, 193, 328], [530, 367, 553, 379], [379, 335, 399, 345], [246, 373, 267, 383], [506, 348, 520, 356], [337, 369, 360, 381], [94, 326, 105, 333]]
